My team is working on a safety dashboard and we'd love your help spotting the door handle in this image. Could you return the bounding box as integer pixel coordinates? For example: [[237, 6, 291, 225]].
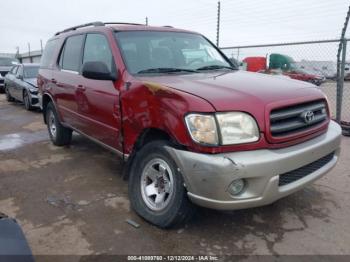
[[51, 78, 57, 84], [77, 85, 86, 91]]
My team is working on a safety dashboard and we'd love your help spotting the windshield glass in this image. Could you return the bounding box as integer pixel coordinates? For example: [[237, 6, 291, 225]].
[[115, 31, 233, 74], [0, 57, 19, 66], [24, 66, 39, 78]]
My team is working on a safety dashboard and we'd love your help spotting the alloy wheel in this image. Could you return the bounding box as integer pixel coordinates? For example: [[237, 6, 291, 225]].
[[140, 158, 174, 211], [48, 110, 57, 139]]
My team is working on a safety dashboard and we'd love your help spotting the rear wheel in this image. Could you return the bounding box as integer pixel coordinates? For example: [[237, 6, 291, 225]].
[[23, 90, 33, 111], [5, 86, 14, 102], [128, 140, 194, 228], [46, 102, 72, 146]]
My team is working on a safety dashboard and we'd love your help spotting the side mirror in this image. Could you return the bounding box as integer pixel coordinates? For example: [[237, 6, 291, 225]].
[[82, 61, 116, 81], [16, 74, 23, 80]]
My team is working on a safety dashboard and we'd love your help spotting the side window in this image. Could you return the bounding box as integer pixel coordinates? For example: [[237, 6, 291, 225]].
[[10, 66, 18, 74], [83, 34, 114, 72], [60, 34, 84, 72], [41, 39, 59, 69], [16, 66, 23, 77]]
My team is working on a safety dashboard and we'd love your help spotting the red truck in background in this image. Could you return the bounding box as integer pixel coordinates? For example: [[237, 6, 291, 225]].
[[242, 57, 267, 72], [243, 55, 325, 86]]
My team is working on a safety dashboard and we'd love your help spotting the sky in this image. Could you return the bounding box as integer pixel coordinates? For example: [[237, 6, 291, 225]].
[[0, 0, 349, 55]]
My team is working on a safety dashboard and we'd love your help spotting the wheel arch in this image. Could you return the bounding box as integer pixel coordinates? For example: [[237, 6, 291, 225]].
[[123, 127, 185, 180], [42, 93, 61, 124]]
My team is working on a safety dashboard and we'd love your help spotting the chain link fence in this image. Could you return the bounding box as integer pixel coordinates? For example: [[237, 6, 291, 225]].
[[220, 39, 350, 135]]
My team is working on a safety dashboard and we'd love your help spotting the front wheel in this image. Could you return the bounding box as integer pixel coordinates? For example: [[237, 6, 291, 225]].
[[128, 141, 194, 228], [46, 102, 72, 146]]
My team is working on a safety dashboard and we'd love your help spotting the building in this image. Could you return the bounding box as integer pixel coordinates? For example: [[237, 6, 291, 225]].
[[19, 50, 42, 63], [0, 50, 42, 64]]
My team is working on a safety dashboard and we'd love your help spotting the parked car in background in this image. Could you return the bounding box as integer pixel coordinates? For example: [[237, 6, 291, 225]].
[[344, 62, 350, 80], [282, 68, 325, 86], [243, 55, 325, 86], [0, 56, 19, 93], [38, 22, 341, 228], [4, 63, 40, 110], [293, 61, 337, 80]]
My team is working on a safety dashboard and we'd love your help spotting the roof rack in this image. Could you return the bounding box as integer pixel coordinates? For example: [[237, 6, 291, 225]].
[[104, 22, 145, 26], [55, 21, 104, 36], [55, 21, 147, 36]]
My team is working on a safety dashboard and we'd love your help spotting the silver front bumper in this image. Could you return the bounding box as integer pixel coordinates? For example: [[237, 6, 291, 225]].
[[167, 121, 342, 210], [28, 91, 40, 108]]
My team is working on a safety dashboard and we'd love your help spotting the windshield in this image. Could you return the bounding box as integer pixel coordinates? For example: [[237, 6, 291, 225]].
[[24, 66, 39, 78], [0, 57, 19, 66], [115, 31, 233, 74]]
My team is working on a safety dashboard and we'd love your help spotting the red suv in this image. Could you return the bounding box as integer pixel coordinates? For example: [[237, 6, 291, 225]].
[[38, 22, 341, 228]]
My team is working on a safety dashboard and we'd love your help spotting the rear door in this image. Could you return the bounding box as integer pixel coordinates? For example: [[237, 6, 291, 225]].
[[6, 66, 18, 97], [78, 33, 122, 151], [54, 34, 85, 129]]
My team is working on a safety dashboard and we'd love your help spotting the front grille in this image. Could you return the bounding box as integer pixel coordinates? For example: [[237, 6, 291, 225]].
[[278, 152, 334, 186], [270, 100, 328, 137]]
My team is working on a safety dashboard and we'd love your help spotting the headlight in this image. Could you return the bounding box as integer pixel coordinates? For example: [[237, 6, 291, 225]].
[[216, 112, 259, 145], [185, 114, 219, 145], [185, 112, 259, 146]]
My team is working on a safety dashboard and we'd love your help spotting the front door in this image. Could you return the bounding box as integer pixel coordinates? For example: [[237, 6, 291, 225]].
[[77, 33, 122, 152]]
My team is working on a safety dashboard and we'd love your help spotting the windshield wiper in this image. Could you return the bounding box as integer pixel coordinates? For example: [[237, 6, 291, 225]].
[[196, 65, 235, 71], [137, 68, 198, 74]]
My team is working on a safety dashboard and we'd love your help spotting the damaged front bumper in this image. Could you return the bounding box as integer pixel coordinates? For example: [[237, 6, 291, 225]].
[[28, 90, 40, 108], [167, 120, 342, 210]]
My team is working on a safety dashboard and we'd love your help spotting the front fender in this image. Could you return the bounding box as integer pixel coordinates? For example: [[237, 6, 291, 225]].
[[121, 81, 215, 155]]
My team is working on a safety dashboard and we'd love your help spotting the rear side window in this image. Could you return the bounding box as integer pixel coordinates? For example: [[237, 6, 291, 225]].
[[41, 39, 59, 68], [60, 34, 84, 72], [83, 34, 114, 72]]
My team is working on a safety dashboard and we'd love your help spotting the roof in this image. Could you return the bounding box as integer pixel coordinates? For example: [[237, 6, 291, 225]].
[[108, 24, 196, 34], [21, 63, 40, 67], [54, 21, 197, 37]]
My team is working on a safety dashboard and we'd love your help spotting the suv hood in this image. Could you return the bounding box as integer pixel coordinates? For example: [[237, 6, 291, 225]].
[[24, 78, 38, 88], [138, 70, 325, 112]]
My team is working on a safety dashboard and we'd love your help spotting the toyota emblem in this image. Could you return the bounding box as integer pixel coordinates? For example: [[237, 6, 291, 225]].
[[302, 110, 315, 123]]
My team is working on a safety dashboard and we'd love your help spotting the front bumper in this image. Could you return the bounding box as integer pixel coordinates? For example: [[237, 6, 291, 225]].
[[28, 90, 40, 108], [167, 121, 342, 210]]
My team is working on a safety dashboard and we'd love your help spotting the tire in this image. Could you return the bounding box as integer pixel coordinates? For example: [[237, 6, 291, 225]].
[[23, 90, 34, 111], [5, 86, 14, 102], [128, 140, 194, 228], [46, 102, 72, 146]]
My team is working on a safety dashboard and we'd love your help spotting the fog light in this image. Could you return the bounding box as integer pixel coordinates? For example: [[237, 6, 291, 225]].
[[228, 179, 245, 196]]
